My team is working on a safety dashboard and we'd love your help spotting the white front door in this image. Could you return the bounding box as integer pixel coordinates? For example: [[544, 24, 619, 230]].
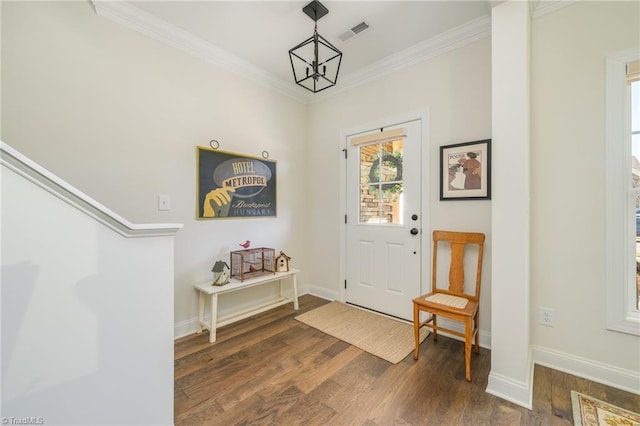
[[345, 119, 422, 320]]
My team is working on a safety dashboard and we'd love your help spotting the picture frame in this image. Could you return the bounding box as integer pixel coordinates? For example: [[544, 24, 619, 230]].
[[197, 147, 277, 219], [440, 139, 491, 200]]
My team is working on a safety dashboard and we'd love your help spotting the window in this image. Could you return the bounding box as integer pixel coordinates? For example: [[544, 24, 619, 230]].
[[606, 50, 640, 335], [631, 65, 640, 311]]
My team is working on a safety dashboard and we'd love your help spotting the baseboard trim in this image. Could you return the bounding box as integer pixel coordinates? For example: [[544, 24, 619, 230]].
[[532, 345, 640, 395], [486, 371, 533, 409], [300, 284, 340, 302], [174, 318, 198, 340]]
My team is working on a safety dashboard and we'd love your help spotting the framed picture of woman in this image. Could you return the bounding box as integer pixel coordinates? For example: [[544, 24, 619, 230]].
[[440, 139, 491, 200]]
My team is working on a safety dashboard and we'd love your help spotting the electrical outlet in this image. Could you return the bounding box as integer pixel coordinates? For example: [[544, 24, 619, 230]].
[[539, 307, 554, 327]]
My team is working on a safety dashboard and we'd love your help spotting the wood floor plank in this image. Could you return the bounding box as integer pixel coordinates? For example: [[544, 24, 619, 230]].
[[604, 385, 640, 413], [366, 366, 429, 424], [274, 393, 337, 426], [174, 295, 640, 425], [305, 378, 343, 405], [532, 364, 553, 419], [176, 331, 298, 414], [331, 359, 413, 425], [322, 353, 383, 413], [176, 327, 290, 391], [174, 393, 225, 425], [455, 345, 495, 425], [214, 358, 284, 412], [321, 339, 351, 358], [176, 393, 261, 426], [551, 367, 583, 422], [488, 404, 524, 426], [240, 385, 305, 425], [174, 309, 305, 379], [252, 333, 340, 403], [215, 326, 337, 411], [292, 344, 362, 394], [396, 338, 461, 425], [331, 351, 390, 386]]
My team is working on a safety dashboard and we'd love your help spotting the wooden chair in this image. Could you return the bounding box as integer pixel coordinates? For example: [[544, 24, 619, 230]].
[[412, 230, 485, 381]]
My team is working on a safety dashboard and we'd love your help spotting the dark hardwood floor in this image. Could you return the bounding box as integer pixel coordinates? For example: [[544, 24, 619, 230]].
[[174, 295, 640, 425]]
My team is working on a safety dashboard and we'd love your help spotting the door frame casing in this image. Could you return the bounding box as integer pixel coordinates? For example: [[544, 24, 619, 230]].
[[338, 110, 430, 305]]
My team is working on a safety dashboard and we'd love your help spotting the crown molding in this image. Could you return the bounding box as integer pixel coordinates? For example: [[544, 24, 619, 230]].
[[310, 14, 492, 103], [92, 2, 492, 105], [530, 0, 580, 19], [91, 1, 309, 103]]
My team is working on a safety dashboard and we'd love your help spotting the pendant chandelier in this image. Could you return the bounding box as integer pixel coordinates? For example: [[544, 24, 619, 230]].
[[289, 0, 342, 93]]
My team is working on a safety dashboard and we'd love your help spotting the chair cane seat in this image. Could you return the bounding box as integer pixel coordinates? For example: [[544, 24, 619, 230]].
[[423, 293, 468, 309]]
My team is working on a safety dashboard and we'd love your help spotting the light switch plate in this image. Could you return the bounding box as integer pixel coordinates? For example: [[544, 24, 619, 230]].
[[158, 195, 171, 211]]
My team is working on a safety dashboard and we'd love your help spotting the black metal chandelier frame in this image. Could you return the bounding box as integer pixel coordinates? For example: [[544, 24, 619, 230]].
[[288, 1, 343, 94]]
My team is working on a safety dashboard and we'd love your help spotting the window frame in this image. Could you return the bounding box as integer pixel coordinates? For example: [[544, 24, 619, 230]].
[[605, 48, 640, 336]]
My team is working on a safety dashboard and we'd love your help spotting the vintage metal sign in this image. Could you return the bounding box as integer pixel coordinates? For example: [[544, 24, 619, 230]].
[[197, 147, 277, 219]]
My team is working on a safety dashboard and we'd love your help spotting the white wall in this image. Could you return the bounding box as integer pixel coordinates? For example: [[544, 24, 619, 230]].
[[1, 154, 177, 424], [530, 1, 640, 387], [1, 1, 309, 337], [306, 39, 493, 336]]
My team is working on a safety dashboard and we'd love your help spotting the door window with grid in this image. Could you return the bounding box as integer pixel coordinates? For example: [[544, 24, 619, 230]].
[[358, 141, 404, 225]]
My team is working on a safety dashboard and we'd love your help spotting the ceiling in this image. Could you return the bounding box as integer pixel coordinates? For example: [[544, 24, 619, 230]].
[[103, 1, 496, 100]]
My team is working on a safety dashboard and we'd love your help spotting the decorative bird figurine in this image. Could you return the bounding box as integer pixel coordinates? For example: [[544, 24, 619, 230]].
[[239, 240, 251, 249]]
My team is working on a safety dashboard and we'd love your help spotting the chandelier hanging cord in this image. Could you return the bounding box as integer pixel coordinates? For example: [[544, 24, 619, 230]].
[[313, 23, 319, 79]]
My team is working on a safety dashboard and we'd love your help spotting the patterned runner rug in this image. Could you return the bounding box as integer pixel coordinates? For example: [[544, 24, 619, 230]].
[[571, 391, 640, 426], [295, 301, 428, 364]]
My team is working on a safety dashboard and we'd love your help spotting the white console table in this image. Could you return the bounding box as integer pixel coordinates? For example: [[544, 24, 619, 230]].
[[194, 268, 299, 343]]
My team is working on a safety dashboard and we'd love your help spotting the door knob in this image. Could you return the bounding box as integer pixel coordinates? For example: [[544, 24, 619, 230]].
[[410, 228, 419, 235]]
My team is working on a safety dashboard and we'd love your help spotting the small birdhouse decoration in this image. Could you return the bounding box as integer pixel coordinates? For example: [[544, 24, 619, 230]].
[[275, 251, 291, 272], [211, 260, 230, 286]]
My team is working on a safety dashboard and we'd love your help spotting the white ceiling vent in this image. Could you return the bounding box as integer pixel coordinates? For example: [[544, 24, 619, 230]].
[[338, 21, 370, 42]]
